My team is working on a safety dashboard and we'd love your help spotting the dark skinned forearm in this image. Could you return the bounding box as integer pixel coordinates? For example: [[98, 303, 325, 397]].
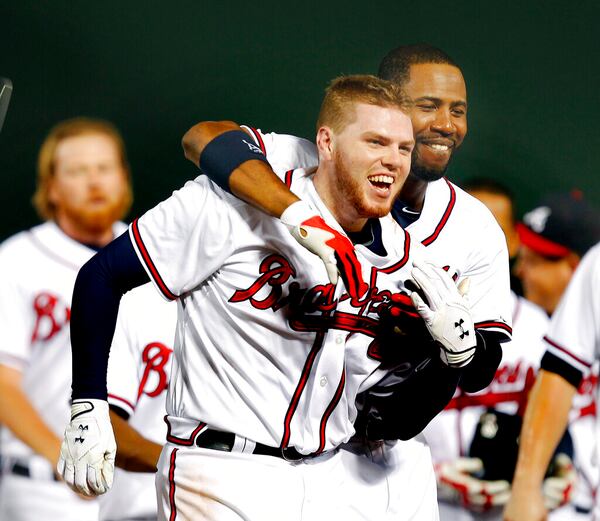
[[182, 120, 299, 218]]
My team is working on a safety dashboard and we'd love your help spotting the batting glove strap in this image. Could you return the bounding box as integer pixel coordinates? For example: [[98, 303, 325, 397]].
[[409, 260, 476, 368], [57, 399, 116, 497], [280, 200, 368, 300], [543, 453, 577, 510], [437, 458, 511, 512]]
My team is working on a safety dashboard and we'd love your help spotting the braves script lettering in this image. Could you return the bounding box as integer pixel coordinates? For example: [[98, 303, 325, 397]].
[[229, 254, 414, 362]]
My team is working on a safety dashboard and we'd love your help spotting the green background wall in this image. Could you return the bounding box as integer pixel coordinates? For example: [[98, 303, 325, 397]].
[[1, 0, 598, 239]]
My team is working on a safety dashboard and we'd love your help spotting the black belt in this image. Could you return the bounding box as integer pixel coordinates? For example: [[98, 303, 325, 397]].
[[3, 460, 60, 481], [195, 429, 311, 461]]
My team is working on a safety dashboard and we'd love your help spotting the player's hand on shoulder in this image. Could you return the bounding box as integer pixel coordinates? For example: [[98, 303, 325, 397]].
[[280, 200, 368, 300], [437, 457, 511, 511], [57, 399, 116, 496], [408, 259, 476, 367], [542, 453, 577, 510]]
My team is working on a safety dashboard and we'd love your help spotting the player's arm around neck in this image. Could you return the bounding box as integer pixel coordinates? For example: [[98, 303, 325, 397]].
[[182, 120, 368, 300], [0, 364, 62, 467], [182, 120, 299, 218], [503, 370, 576, 521]]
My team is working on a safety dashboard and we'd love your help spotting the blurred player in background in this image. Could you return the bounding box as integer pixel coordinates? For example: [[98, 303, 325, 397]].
[[0, 118, 132, 520], [423, 184, 598, 519], [505, 239, 600, 519], [505, 193, 600, 520], [99, 283, 176, 521]]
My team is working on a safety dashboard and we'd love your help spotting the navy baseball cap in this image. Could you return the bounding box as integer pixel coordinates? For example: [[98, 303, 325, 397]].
[[517, 191, 600, 258]]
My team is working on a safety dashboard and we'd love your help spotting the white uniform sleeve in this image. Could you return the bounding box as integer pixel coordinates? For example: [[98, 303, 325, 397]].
[[0, 249, 34, 369], [106, 291, 141, 417], [241, 126, 318, 174], [543, 243, 600, 375], [129, 177, 239, 300], [463, 214, 513, 341]]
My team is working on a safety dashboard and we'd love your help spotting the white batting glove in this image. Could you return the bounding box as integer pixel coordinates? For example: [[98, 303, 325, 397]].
[[409, 260, 476, 367], [543, 453, 577, 510], [437, 457, 511, 511], [57, 399, 116, 496], [280, 200, 368, 300]]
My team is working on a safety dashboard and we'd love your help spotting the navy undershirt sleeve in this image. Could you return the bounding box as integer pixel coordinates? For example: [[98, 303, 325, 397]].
[[459, 330, 502, 393], [71, 231, 150, 401]]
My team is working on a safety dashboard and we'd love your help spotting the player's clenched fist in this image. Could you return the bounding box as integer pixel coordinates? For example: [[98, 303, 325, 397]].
[[57, 399, 116, 496], [409, 260, 476, 367], [280, 200, 368, 300]]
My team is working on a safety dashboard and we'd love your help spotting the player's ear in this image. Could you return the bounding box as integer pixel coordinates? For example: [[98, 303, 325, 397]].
[[565, 252, 581, 272], [47, 176, 60, 206], [316, 126, 335, 161]]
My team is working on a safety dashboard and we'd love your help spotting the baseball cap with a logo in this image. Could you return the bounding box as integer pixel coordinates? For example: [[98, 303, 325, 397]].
[[516, 191, 600, 258]]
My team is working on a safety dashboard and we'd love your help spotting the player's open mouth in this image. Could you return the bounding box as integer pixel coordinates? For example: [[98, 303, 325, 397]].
[[368, 174, 394, 194]]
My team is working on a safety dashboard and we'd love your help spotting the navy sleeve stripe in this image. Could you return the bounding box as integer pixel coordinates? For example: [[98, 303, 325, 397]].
[[421, 178, 456, 246], [475, 320, 512, 334], [247, 127, 266, 154], [284, 169, 294, 187], [131, 219, 177, 301], [108, 393, 135, 413], [540, 351, 584, 389], [543, 335, 592, 369], [475, 321, 512, 344]]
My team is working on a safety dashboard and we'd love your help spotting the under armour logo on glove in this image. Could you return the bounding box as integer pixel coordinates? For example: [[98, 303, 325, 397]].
[[280, 200, 368, 301], [409, 260, 476, 367], [455, 319, 469, 339]]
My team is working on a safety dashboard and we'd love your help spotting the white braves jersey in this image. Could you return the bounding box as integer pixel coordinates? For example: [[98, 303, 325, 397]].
[[244, 128, 512, 343], [0, 221, 126, 459], [544, 242, 600, 515], [131, 169, 433, 455], [99, 283, 176, 521]]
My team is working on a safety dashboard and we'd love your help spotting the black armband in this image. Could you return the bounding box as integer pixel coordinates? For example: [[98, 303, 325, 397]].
[[199, 130, 270, 192], [540, 351, 583, 389]]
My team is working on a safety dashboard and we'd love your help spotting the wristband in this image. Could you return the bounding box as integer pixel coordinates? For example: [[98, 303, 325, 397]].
[[199, 130, 270, 192]]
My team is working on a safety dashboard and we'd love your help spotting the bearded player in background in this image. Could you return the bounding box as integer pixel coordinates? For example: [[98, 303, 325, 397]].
[[0, 118, 132, 520]]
